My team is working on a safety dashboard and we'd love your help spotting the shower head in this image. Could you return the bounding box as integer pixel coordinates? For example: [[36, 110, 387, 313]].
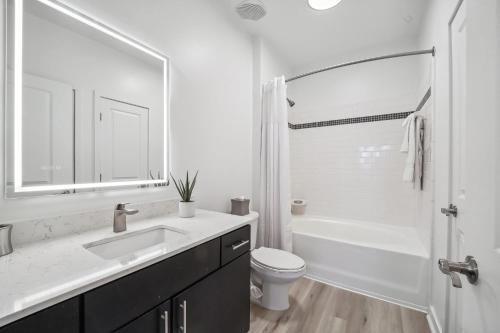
[[287, 98, 296, 108]]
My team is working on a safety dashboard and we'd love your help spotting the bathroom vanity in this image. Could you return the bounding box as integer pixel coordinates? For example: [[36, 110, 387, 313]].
[[0, 0, 256, 330], [0, 211, 255, 333], [1, 0, 256, 330]]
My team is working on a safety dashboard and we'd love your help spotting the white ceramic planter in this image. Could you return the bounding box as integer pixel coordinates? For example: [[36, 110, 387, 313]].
[[178, 201, 196, 218]]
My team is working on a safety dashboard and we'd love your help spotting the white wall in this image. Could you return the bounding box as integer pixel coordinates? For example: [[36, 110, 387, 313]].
[[0, 0, 254, 222], [256, 39, 291, 84], [288, 39, 433, 229], [417, 0, 462, 331]]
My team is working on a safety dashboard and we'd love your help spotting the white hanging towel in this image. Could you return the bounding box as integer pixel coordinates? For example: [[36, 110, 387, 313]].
[[401, 113, 425, 188], [401, 113, 416, 182], [415, 117, 425, 190]]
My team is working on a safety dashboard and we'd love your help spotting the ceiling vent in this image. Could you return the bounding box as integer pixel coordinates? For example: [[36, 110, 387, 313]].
[[235, 0, 267, 21]]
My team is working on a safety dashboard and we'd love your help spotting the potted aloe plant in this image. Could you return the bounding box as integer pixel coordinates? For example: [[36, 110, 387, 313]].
[[170, 171, 198, 218]]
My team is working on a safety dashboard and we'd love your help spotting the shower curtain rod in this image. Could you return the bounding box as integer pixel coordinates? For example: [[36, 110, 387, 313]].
[[285, 47, 435, 83]]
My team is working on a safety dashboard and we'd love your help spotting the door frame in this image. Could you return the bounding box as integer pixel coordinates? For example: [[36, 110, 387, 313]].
[[445, 1, 465, 332]]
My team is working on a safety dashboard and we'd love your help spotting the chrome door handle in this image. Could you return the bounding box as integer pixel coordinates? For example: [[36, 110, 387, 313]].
[[441, 204, 458, 217], [179, 300, 187, 332], [161, 310, 169, 333], [232, 240, 249, 251], [438, 256, 479, 288]]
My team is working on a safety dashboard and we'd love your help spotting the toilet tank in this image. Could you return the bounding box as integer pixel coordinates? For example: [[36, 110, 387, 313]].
[[247, 212, 259, 250]]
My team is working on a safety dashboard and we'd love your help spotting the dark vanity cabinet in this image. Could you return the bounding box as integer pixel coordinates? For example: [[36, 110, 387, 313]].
[[0, 298, 80, 333], [0, 225, 251, 333]]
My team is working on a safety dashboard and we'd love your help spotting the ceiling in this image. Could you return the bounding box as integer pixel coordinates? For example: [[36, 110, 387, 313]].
[[218, 0, 430, 69]]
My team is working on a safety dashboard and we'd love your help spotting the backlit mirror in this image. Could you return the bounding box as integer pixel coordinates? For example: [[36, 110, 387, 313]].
[[5, 0, 169, 196]]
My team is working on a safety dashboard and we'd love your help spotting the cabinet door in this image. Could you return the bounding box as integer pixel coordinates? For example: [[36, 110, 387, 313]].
[[115, 300, 170, 333], [173, 252, 250, 333], [0, 297, 80, 333]]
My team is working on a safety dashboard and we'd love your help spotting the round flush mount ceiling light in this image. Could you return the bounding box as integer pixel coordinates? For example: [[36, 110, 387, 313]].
[[308, 0, 344, 10]]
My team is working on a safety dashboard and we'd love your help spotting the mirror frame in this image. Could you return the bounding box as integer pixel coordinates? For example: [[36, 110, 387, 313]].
[[7, 0, 171, 194]]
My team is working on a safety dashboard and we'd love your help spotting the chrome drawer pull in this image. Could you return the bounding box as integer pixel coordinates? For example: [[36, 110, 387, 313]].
[[179, 300, 187, 332], [161, 310, 169, 333], [232, 240, 249, 251]]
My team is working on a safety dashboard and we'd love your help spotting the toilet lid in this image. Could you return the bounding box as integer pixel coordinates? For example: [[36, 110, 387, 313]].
[[251, 247, 305, 271]]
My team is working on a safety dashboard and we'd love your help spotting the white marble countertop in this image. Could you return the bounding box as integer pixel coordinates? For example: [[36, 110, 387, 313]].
[[0, 209, 257, 327]]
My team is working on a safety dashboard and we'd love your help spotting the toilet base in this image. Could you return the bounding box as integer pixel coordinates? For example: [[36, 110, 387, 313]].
[[250, 249, 306, 311], [260, 280, 292, 311]]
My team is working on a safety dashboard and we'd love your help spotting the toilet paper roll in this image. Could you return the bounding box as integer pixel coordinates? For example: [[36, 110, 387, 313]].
[[291, 199, 307, 215]]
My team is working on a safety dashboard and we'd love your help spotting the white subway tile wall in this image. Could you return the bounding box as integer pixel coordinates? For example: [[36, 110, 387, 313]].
[[288, 54, 434, 249], [290, 117, 419, 227]]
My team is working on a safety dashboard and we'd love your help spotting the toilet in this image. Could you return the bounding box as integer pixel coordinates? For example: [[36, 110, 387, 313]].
[[249, 217, 306, 311]]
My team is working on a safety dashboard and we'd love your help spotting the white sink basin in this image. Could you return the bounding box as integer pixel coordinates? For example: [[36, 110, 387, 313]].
[[83, 226, 188, 260]]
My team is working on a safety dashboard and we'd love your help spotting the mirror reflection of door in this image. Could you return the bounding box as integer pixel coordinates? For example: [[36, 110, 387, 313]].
[[23, 74, 74, 187], [95, 96, 150, 183], [6, 73, 74, 192]]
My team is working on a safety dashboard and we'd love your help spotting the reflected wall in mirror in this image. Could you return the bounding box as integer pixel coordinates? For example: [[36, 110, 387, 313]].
[[5, 0, 169, 197]]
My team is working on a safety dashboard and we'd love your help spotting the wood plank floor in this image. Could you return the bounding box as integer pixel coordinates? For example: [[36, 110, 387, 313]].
[[249, 278, 430, 333]]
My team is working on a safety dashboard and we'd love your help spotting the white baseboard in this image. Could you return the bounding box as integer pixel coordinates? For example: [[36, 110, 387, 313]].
[[427, 305, 443, 333]]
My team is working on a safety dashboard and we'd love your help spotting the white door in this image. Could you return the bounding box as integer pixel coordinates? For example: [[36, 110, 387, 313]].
[[446, 0, 500, 332], [95, 96, 150, 183], [6, 73, 74, 190]]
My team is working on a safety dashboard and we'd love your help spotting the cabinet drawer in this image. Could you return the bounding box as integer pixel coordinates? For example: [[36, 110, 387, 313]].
[[84, 238, 220, 333], [0, 297, 80, 333], [220, 225, 251, 266]]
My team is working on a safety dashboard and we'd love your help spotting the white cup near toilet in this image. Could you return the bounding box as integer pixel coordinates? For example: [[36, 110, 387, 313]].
[[248, 216, 306, 311]]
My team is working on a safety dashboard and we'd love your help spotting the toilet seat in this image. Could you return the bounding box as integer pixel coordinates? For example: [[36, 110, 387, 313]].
[[251, 247, 305, 272]]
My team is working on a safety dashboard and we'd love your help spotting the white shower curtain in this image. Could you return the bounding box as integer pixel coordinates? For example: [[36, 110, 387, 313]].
[[257, 76, 292, 252]]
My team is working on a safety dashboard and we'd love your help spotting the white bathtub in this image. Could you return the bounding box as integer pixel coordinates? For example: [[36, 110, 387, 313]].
[[292, 216, 429, 310]]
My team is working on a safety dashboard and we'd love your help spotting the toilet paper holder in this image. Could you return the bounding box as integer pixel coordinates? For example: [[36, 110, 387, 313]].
[[291, 199, 307, 215]]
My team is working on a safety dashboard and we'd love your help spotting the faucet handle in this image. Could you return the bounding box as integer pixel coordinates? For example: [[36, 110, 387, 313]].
[[116, 202, 131, 210]]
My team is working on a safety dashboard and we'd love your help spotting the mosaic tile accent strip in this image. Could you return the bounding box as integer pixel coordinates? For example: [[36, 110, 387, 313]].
[[289, 111, 414, 130], [288, 87, 431, 130]]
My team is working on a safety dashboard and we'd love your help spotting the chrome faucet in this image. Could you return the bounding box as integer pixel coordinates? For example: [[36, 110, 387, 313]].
[[113, 203, 139, 233]]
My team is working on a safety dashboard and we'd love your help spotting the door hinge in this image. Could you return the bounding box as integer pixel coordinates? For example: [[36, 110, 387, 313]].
[[99, 112, 103, 121], [441, 203, 458, 217], [99, 173, 102, 182]]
